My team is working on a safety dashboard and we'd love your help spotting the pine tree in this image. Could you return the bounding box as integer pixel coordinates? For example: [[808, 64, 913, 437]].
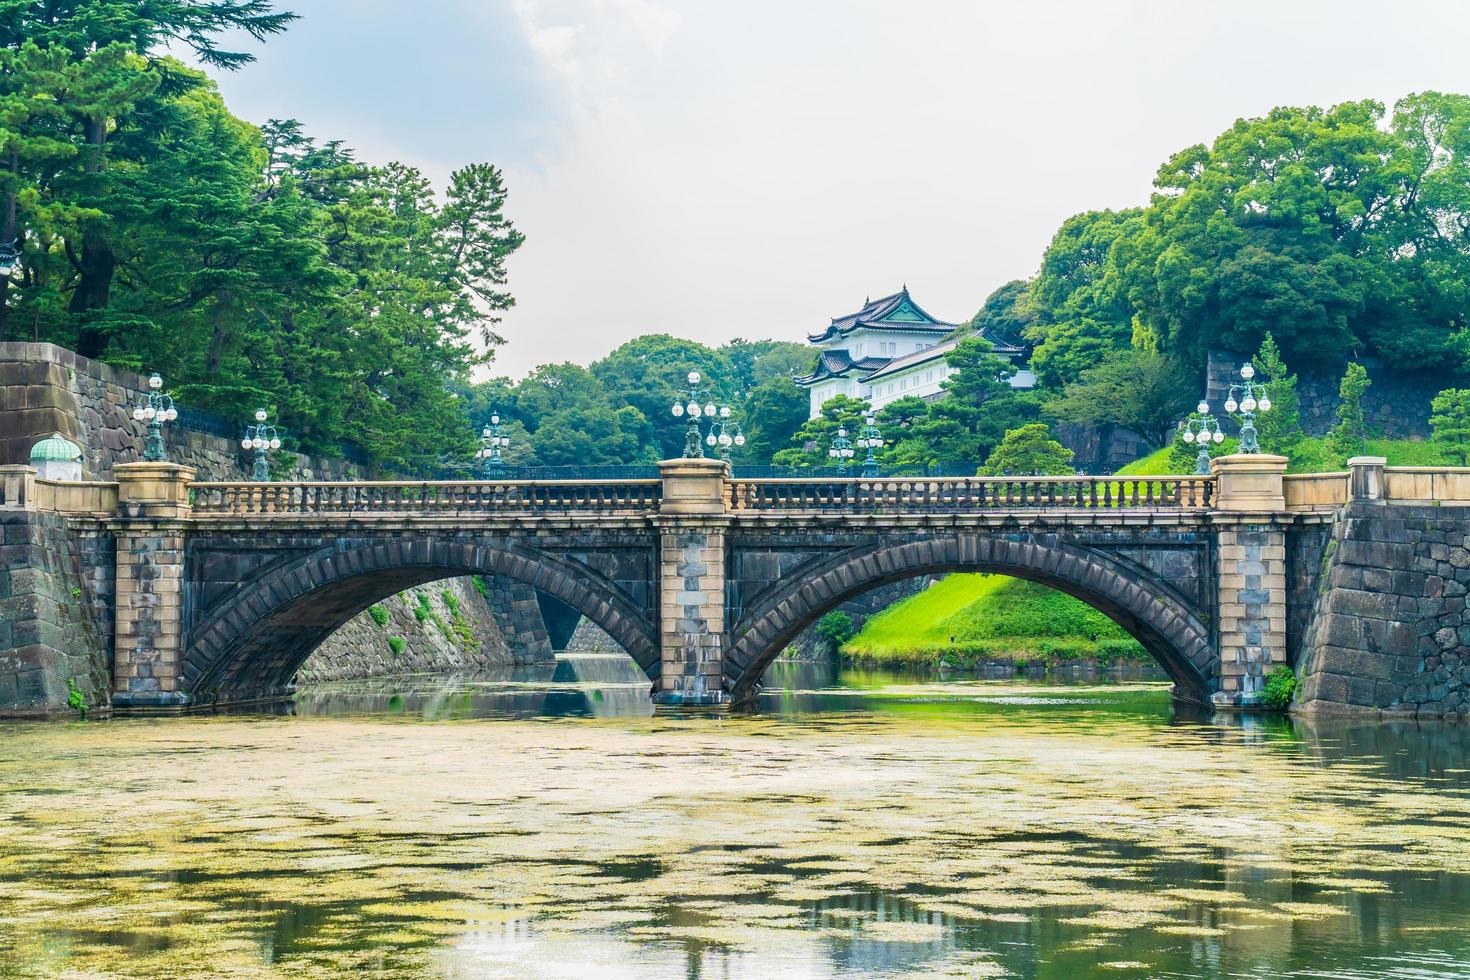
[[1327, 362, 1371, 463], [1251, 333, 1302, 454]]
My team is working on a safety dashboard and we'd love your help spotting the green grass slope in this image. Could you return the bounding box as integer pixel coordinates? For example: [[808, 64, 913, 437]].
[[842, 574, 1147, 668], [1117, 436, 1455, 476]]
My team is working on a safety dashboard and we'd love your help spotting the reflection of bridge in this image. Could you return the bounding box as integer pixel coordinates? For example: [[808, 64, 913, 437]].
[[7, 454, 1469, 715]]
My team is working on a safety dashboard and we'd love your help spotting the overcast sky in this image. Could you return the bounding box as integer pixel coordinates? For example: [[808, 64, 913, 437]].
[[208, 0, 1470, 377]]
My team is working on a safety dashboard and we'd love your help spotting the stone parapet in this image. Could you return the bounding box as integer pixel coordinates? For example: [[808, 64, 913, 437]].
[[658, 457, 729, 516], [1212, 454, 1287, 512]]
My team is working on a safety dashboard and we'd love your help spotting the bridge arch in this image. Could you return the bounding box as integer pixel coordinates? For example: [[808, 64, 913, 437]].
[[182, 537, 659, 705], [726, 533, 1216, 705]]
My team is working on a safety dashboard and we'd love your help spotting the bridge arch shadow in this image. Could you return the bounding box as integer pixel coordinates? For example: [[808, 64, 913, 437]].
[[183, 538, 659, 705], [726, 535, 1215, 706]]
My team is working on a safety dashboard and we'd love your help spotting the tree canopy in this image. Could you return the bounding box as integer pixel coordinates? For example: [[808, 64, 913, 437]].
[[1025, 94, 1470, 386]]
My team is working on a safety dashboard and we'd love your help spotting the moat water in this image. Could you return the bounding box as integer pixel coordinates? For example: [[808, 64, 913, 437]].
[[2, 654, 1469, 979]]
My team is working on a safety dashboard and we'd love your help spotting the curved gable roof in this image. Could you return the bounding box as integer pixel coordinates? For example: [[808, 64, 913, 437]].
[[807, 286, 958, 343]]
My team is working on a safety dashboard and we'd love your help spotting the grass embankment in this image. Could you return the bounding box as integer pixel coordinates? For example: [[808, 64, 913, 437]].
[[1117, 436, 1457, 476], [840, 574, 1148, 669]]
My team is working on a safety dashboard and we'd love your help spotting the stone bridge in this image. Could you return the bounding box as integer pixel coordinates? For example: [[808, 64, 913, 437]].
[[6, 454, 1470, 717]]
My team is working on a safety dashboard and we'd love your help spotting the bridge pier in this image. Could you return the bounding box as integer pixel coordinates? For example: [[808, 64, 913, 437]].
[[1211, 455, 1290, 708], [111, 462, 193, 709], [654, 458, 731, 707]]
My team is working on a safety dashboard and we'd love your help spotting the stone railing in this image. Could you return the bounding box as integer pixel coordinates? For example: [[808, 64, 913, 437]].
[[0, 466, 117, 515], [1382, 466, 1470, 505], [1283, 472, 1348, 511], [726, 475, 1216, 512], [187, 479, 663, 516]]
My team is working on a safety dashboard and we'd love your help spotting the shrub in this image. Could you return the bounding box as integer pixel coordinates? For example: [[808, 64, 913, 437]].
[[814, 611, 856, 648], [442, 589, 460, 616], [66, 678, 87, 718], [1261, 665, 1298, 710], [388, 636, 407, 656], [413, 593, 431, 623], [472, 575, 491, 600], [367, 604, 389, 628]]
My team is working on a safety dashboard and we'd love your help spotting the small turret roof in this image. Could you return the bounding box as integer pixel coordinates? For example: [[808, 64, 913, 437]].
[[29, 433, 83, 463]]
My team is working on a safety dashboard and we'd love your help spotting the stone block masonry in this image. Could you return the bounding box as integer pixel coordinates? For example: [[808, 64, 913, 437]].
[[297, 577, 519, 684], [0, 512, 112, 715], [1213, 522, 1288, 705], [657, 523, 728, 700], [1297, 501, 1470, 719], [480, 575, 555, 662]]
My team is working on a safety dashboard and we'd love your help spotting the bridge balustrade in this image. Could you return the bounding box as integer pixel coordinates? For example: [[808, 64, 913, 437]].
[[725, 475, 1215, 512], [187, 479, 663, 516]]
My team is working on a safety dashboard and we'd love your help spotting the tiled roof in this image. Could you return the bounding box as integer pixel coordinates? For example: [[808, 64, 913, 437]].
[[796, 350, 889, 386], [807, 286, 958, 343]]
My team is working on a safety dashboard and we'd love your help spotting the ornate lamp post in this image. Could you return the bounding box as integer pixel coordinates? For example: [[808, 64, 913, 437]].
[[131, 372, 178, 462], [1181, 399, 1225, 475], [671, 370, 717, 459], [855, 414, 884, 478], [706, 405, 745, 465], [478, 412, 510, 478], [1224, 362, 1272, 454], [242, 408, 283, 481], [828, 426, 856, 475]]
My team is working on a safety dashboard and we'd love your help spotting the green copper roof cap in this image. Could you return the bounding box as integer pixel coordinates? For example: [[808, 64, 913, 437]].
[[29, 433, 83, 463]]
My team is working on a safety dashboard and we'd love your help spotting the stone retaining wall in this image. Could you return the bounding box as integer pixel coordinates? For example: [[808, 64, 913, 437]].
[[565, 617, 621, 651], [0, 512, 111, 715], [298, 577, 518, 684], [1208, 349, 1441, 440], [1297, 502, 1470, 718]]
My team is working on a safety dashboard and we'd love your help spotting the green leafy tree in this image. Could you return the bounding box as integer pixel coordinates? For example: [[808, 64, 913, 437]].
[[721, 338, 812, 390], [960, 279, 1035, 345], [739, 374, 808, 463], [978, 423, 1074, 476], [814, 611, 856, 649], [1430, 388, 1470, 465], [1251, 333, 1303, 454], [591, 335, 734, 459], [1327, 362, 1372, 462], [1025, 209, 1141, 386], [1045, 348, 1195, 449]]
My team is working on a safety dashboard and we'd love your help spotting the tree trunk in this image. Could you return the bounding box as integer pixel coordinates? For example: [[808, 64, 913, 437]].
[[70, 118, 115, 358]]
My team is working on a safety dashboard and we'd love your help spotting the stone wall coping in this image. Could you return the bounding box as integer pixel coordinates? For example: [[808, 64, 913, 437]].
[[0, 341, 147, 392], [1349, 456, 1389, 467]]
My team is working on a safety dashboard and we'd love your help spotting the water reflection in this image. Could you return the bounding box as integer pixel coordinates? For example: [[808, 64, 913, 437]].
[[291, 652, 656, 720], [1, 654, 1469, 979]]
